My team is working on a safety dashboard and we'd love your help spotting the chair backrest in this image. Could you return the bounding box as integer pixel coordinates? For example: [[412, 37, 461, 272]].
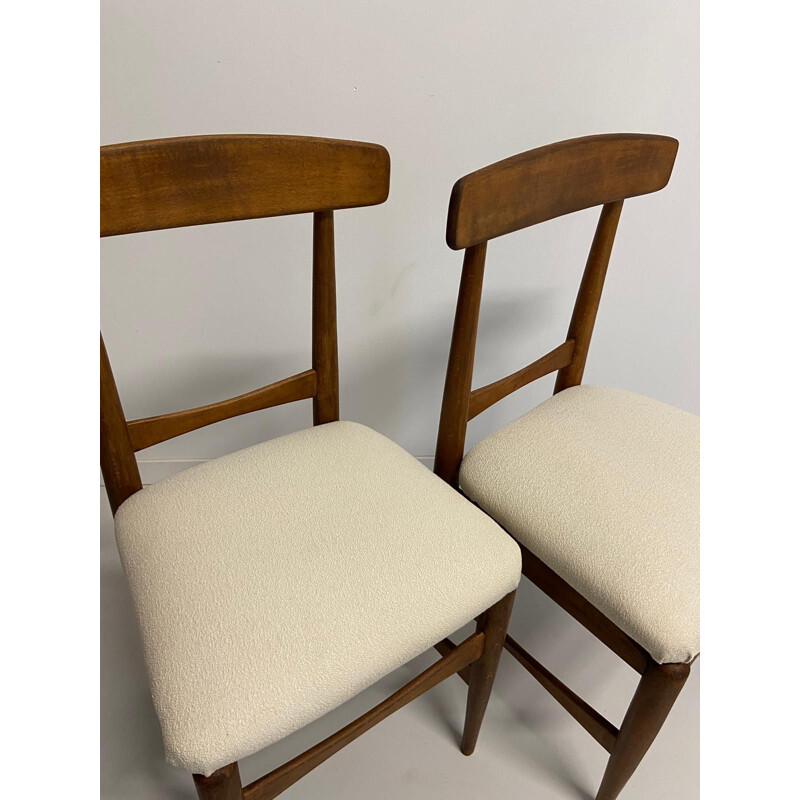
[[434, 133, 678, 485], [101, 134, 390, 514]]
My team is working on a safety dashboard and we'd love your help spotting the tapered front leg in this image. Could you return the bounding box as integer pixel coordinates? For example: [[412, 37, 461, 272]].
[[596, 661, 690, 800], [193, 762, 243, 800], [461, 590, 516, 755]]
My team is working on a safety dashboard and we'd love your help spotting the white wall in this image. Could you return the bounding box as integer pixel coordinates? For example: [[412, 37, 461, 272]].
[[101, 0, 698, 465]]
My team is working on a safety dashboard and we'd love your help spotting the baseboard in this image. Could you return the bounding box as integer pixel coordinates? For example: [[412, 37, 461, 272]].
[[102, 456, 435, 487]]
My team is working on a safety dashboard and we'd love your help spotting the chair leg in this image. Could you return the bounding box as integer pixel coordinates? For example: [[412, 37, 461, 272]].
[[595, 661, 690, 800], [461, 590, 516, 756], [193, 762, 244, 800]]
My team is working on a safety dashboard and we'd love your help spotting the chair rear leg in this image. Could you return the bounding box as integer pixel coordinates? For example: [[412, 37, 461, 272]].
[[596, 661, 690, 800], [193, 762, 244, 800], [461, 590, 516, 755]]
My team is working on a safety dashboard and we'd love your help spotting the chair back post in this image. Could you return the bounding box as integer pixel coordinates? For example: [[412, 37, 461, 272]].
[[433, 242, 487, 486], [312, 210, 339, 424], [553, 199, 624, 393], [100, 335, 142, 514]]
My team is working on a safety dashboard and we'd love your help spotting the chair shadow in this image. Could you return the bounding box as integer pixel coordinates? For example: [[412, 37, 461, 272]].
[[405, 578, 622, 800], [408, 652, 596, 800]]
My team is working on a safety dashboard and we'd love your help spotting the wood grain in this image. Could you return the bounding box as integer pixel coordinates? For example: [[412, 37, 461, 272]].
[[433, 243, 487, 486], [461, 591, 516, 755], [128, 370, 317, 451], [101, 135, 390, 237], [100, 335, 142, 513], [596, 662, 691, 800], [433, 637, 472, 684], [554, 201, 623, 393], [468, 340, 575, 420], [193, 763, 243, 800], [446, 133, 677, 249], [504, 634, 619, 753], [311, 210, 339, 425]]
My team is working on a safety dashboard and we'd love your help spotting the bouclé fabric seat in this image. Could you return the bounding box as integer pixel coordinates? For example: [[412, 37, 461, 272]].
[[459, 385, 699, 666], [115, 421, 521, 776]]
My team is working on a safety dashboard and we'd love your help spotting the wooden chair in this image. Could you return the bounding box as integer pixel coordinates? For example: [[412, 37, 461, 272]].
[[432, 133, 699, 800], [100, 134, 521, 800]]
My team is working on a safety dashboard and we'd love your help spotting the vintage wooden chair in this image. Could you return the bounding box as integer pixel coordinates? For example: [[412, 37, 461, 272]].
[[100, 134, 521, 800], [432, 133, 699, 800]]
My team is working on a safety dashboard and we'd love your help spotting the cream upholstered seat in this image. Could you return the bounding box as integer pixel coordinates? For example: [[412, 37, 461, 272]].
[[115, 421, 520, 777], [459, 385, 699, 665]]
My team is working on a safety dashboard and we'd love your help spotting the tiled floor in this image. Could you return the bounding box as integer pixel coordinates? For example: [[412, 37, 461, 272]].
[[101, 492, 698, 799]]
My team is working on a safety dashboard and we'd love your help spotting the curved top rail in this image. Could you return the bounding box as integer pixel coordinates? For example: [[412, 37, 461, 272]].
[[101, 134, 390, 236], [446, 133, 678, 249]]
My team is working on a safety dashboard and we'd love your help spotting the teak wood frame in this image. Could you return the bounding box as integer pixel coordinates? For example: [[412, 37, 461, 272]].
[[100, 134, 516, 799], [433, 134, 695, 800]]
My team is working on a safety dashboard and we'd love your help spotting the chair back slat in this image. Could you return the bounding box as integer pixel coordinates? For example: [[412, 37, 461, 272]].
[[101, 134, 390, 237], [127, 369, 317, 452], [446, 133, 677, 250], [468, 340, 575, 421]]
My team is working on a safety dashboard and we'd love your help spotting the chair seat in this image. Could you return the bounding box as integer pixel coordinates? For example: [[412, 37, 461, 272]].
[[115, 421, 520, 777], [459, 386, 699, 665]]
